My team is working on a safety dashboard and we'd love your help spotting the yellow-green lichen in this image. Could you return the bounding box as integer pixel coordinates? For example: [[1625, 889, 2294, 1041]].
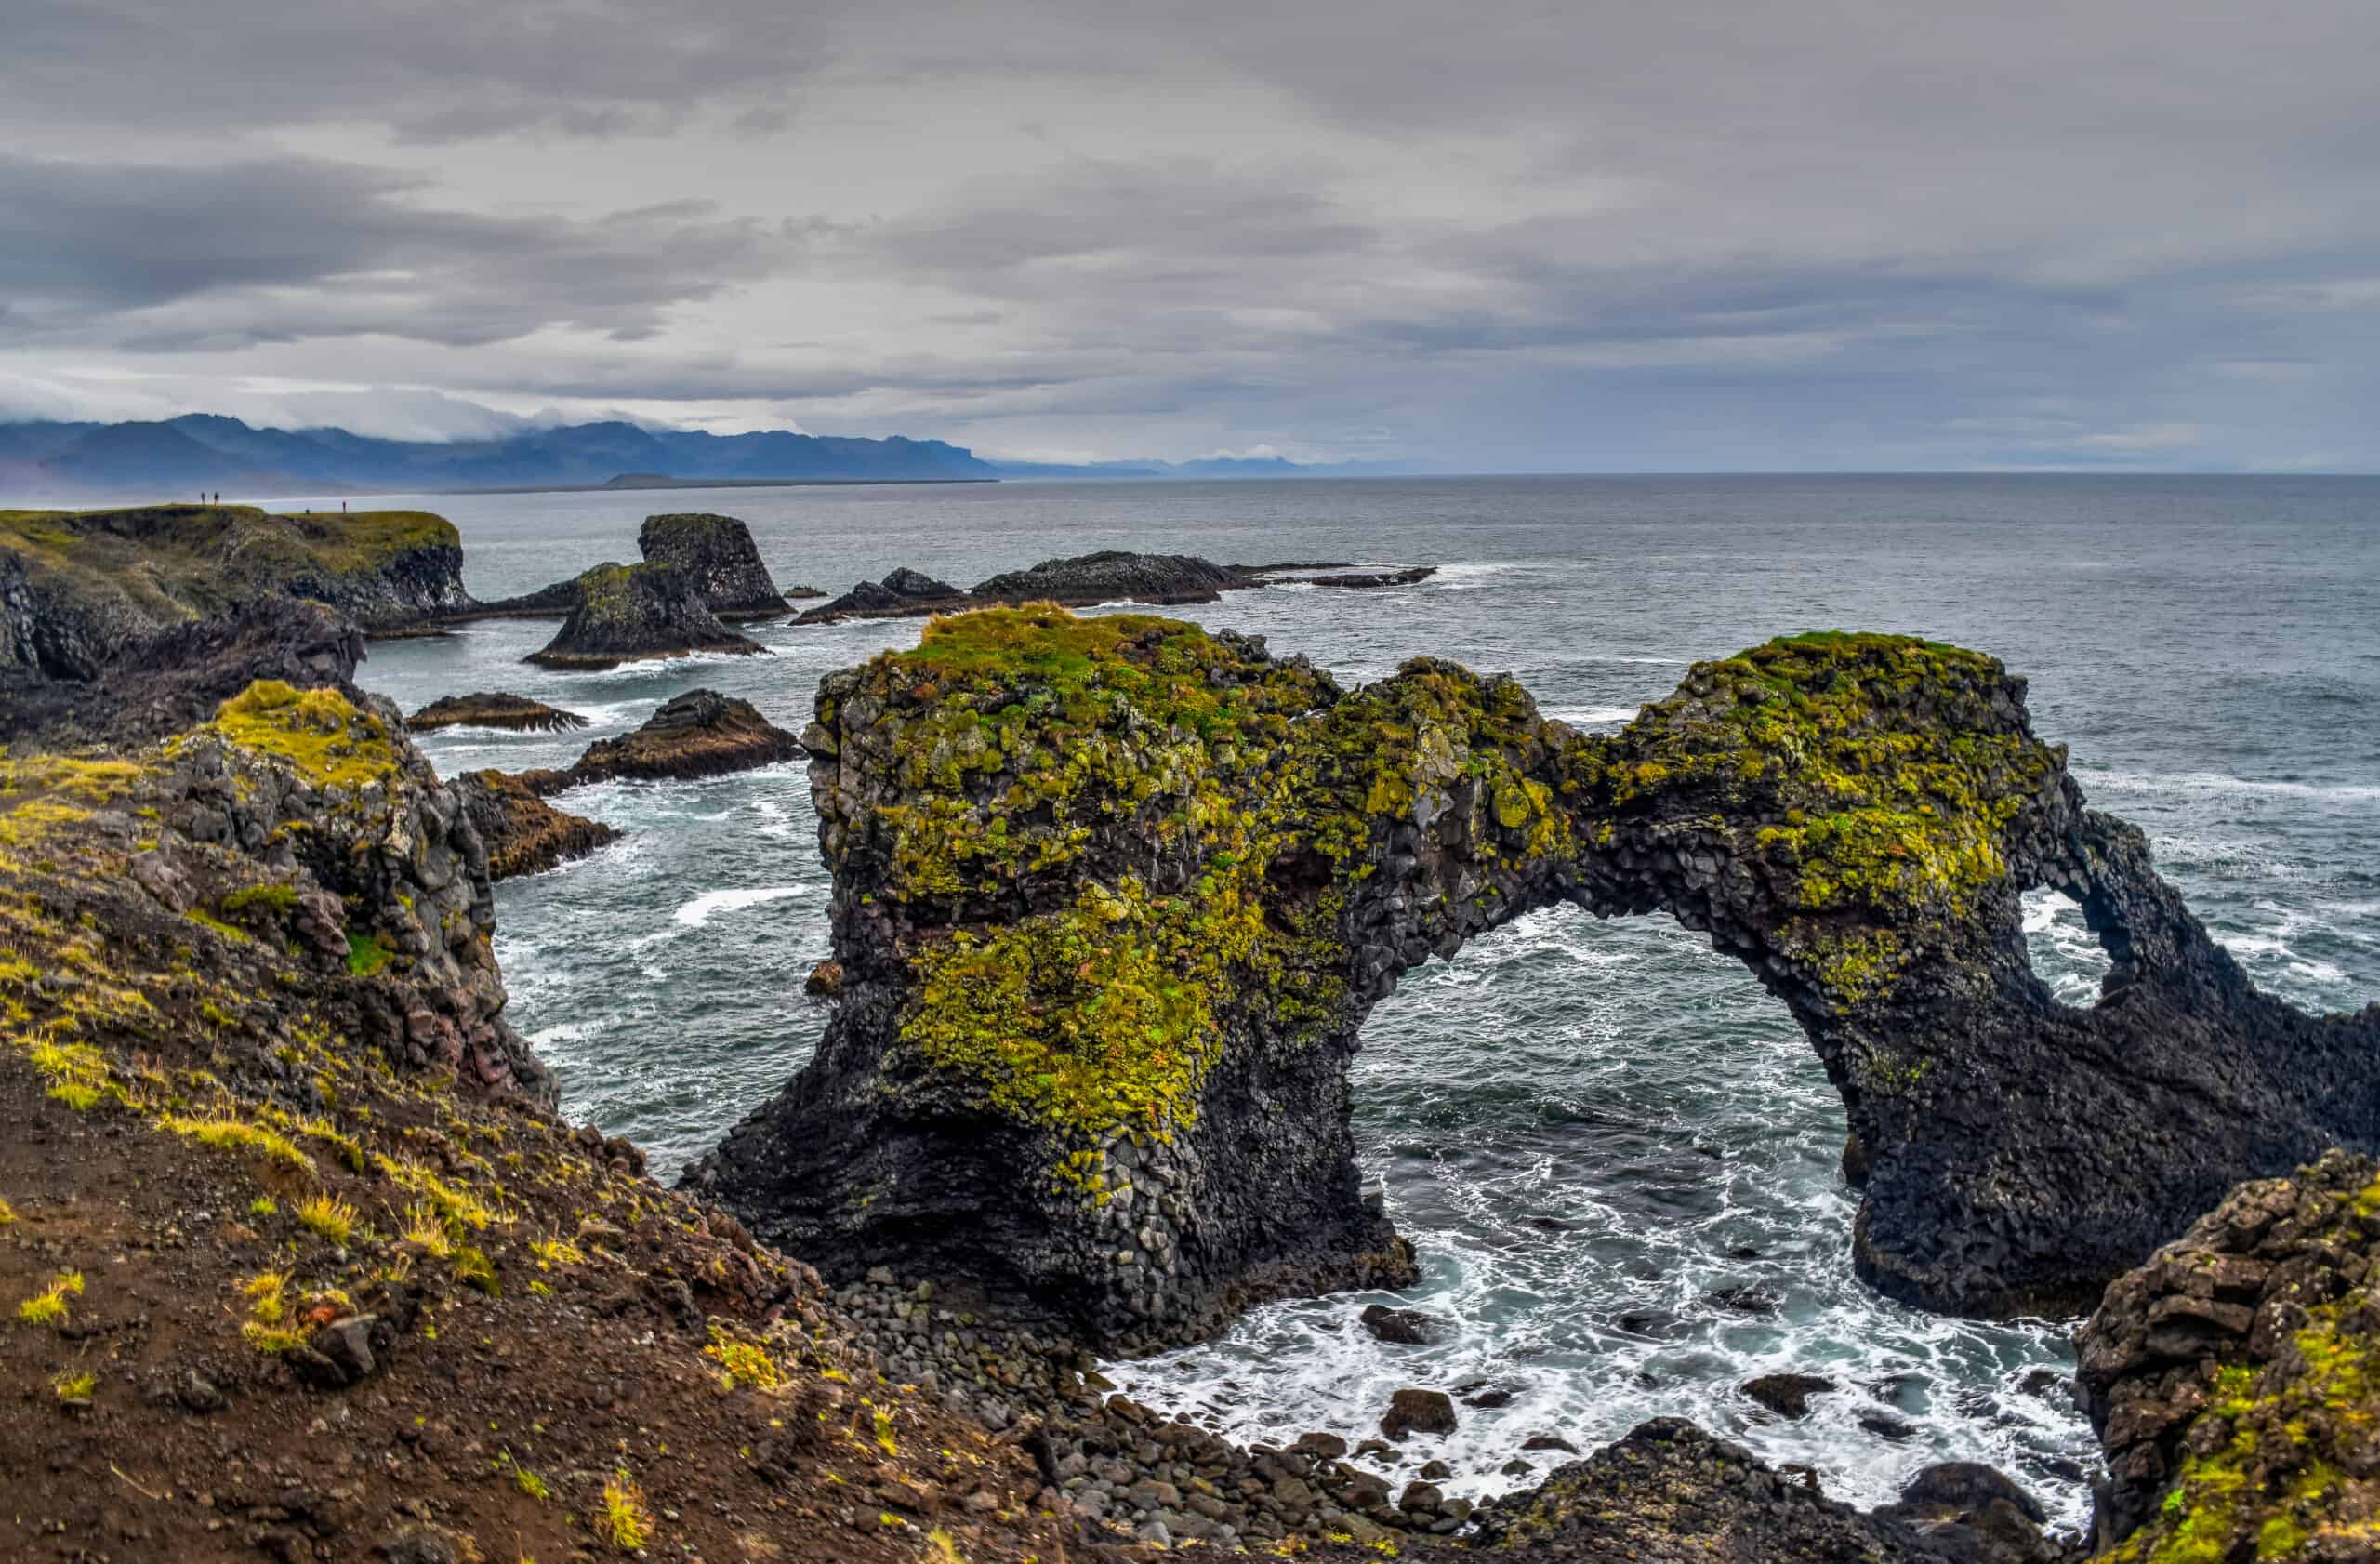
[[211, 681, 400, 789]]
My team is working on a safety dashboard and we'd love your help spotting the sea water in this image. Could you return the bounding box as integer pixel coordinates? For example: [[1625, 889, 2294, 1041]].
[[336, 474, 2380, 1531]]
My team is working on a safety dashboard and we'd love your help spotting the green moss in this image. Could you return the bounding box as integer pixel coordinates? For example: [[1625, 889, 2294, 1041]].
[[220, 882, 301, 918], [211, 680, 400, 789], [345, 932, 391, 977], [0, 505, 456, 627]]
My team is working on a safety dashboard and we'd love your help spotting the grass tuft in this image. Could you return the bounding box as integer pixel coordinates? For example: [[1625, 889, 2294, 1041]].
[[602, 1469, 654, 1552], [296, 1194, 358, 1244]]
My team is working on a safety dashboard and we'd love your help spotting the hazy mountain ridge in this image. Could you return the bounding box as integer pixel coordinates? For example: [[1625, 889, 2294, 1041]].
[[0, 414, 1001, 498]]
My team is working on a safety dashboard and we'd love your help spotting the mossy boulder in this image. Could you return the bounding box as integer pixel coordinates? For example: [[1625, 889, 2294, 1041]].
[[636, 512, 787, 619], [689, 610, 2380, 1348], [523, 562, 766, 670], [2078, 1149, 2380, 1558]]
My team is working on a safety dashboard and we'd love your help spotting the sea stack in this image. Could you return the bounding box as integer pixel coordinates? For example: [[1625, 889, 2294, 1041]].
[[636, 512, 790, 619], [523, 563, 767, 671]]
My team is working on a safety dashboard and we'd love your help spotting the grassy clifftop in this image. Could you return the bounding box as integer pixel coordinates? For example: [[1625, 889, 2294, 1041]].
[[0, 504, 469, 641]]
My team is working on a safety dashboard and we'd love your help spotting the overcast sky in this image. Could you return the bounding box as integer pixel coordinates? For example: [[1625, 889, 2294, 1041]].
[[5, 0, 2377, 469]]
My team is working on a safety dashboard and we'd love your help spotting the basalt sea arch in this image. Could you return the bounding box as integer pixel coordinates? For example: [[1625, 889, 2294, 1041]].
[[686, 609, 2380, 1353]]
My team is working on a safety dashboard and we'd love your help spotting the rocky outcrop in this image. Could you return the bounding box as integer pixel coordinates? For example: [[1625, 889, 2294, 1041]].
[[1471, 1418, 2039, 1561], [689, 610, 2380, 1351], [0, 595, 366, 749], [969, 550, 1249, 607], [793, 550, 1436, 625], [637, 512, 787, 618], [537, 688, 804, 789], [2076, 1149, 2380, 1556], [523, 563, 767, 670], [453, 768, 621, 880], [0, 505, 473, 660], [795, 566, 965, 623], [406, 693, 589, 733]]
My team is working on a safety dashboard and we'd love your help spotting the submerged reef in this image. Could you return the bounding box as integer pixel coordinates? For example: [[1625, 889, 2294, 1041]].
[[405, 692, 589, 733], [692, 608, 2380, 1349]]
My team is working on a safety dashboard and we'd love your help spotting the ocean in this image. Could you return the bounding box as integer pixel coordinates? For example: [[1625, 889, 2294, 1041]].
[[332, 473, 2380, 1531]]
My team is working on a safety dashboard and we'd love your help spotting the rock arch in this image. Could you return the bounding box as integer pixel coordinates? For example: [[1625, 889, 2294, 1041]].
[[687, 609, 2380, 1352]]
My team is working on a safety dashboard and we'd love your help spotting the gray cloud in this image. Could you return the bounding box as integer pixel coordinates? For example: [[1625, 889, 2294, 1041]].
[[5, 0, 2379, 469], [0, 154, 790, 350]]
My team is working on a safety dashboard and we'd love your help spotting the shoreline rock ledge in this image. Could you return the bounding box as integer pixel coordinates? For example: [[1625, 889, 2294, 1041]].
[[687, 607, 2380, 1352]]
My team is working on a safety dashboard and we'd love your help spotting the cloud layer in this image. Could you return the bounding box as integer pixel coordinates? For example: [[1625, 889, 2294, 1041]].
[[5, 0, 2377, 467]]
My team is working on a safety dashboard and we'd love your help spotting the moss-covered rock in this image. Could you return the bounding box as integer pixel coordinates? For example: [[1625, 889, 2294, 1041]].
[[556, 688, 803, 788], [2078, 1150, 2380, 1560], [690, 609, 2380, 1348], [523, 562, 766, 670]]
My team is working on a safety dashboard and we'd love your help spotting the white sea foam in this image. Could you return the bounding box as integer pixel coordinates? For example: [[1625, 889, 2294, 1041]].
[[2077, 767, 2380, 803], [1542, 705, 1641, 727], [671, 886, 807, 927]]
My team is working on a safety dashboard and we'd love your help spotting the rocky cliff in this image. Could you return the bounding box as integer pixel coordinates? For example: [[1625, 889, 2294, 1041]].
[[690, 611, 2380, 1349], [0, 504, 473, 666]]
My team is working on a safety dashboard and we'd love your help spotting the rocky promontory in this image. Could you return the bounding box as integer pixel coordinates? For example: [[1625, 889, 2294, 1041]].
[[405, 691, 590, 732], [692, 610, 2380, 1350], [638, 511, 790, 618], [524, 561, 768, 669], [0, 503, 473, 668], [454, 766, 621, 878]]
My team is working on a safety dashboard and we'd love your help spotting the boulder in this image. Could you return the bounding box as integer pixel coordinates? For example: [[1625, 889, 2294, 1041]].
[[406, 693, 589, 734], [1743, 1372, 1838, 1419], [523, 563, 766, 670], [1359, 1303, 1449, 1344], [1379, 1388, 1457, 1439], [687, 612, 2380, 1348], [2076, 1148, 2380, 1555], [1471, 1418, 1988, 1559], [636, 512, 788, 619], [1872, 1464, 2055, 1564], [453, 769, 620, 880], [560, 689, 804, 787]]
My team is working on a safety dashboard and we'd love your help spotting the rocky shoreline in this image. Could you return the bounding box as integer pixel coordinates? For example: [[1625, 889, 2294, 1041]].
[[796, 549, 1437, 623], [4, 513, 2379, 1563]]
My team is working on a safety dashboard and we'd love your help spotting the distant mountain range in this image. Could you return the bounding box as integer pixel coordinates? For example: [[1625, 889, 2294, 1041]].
[[0, 415, 998, 499], [0, 413, 1413, 501]]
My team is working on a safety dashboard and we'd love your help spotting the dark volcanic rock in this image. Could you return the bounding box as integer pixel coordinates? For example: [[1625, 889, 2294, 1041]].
[[796, 567, 965, 623], [1744, 1372, 1838, 1419], [523, 563, 766, 670], [687, 613, 2380, 1351], [1470, 1418, 1977, 1559], [562, 689, 803, 787], [1379, 1387, 1458, 1439], [0, 596, 366, 749], [453, 769, 620, 880], [2077, 1148, 2380, 1555], [970, 550, 1247, 607], [636, 512, 787, 619], [406, 693, 589, 734], [1359, 1304, 1449, 1345], [1873, 1464, 2054, 1564]]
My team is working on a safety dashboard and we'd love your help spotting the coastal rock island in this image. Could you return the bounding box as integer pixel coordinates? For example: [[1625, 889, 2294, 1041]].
[[691, 608, 2380, 1348], [635, 511, 791, 618], [523, 561, 768, 669]]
